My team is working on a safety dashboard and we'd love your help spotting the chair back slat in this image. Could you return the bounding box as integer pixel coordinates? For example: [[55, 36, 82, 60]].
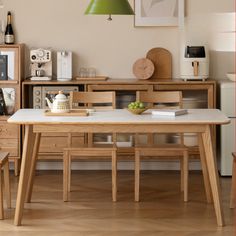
[[70, 91, 116, 109], [137, 91, 183, 109]]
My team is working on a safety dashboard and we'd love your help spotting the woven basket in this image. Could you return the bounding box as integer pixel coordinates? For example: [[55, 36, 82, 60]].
[[127, 108, 147, 115]]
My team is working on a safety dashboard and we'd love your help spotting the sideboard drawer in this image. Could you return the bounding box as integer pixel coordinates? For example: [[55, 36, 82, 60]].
[[0, 138, 18, 156], [0, 123, 19, 138], [39, 136, 84, 153]]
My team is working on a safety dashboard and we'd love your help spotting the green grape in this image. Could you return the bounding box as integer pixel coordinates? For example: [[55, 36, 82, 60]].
[[138, 102, 144, 108], [128, 101, 145, 110]]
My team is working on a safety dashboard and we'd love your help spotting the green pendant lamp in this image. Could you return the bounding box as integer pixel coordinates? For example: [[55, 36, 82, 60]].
[[85, 0, 134, 21]]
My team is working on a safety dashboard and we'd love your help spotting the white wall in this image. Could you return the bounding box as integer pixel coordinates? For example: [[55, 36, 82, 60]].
[[0, 0, 234, 79]]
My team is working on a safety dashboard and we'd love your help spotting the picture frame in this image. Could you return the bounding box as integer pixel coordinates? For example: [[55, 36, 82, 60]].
[[134, 0, 184, 27]]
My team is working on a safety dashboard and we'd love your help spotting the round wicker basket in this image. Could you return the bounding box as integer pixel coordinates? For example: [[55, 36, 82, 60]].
[[127, 108, 147, 115]]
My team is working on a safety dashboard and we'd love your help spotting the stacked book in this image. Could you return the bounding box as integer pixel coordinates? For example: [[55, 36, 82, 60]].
[[152, 109, 188, 117]]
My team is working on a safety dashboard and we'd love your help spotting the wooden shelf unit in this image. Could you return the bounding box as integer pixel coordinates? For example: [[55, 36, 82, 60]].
[[22, 78, 216, 160], [0, 44, 24, 175]]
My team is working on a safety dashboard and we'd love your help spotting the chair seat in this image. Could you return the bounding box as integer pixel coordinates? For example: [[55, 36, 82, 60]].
[[0, 152, 9, 166], [0, 152, 10, 219], [64, 144, 117, 158], [135, 144, 188, 157], [135, 143, 188, 149], [64, 143, 117, 151]]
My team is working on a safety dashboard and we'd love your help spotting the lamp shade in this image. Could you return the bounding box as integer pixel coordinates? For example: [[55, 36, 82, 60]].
[[85, 0, 134, 15]]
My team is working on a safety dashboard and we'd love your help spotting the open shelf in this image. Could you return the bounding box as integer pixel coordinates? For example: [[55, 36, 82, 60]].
[[0, 80, 18, 85]]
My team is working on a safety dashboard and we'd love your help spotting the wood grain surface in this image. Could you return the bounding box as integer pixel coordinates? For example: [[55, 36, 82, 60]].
[[146, 48, 172, 80]]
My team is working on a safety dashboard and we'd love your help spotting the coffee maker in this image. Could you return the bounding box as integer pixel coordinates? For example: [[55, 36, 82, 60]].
[[30, 48, 52, 81]]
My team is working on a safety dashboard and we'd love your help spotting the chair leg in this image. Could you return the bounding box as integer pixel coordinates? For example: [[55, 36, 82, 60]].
[[68, 154, 71, 192], [14, 159, 20, 177], [230, 158, 236, 208], [63, 150, 69, 202], [183, 150, 189, 202], [0, 170, 3, 220], [180, 158, 184, 192], [111, 150, 117, 202], [135, 150, 140, 202], [3, 160, 11, 208]]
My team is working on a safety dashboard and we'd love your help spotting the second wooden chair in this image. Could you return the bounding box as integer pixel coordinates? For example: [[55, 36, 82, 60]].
[[63, 91, 117, 202], [134, 91, 189, 202]]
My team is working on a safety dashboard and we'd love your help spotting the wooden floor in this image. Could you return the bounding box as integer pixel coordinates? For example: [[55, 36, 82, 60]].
[[0, 170, 235, 235]]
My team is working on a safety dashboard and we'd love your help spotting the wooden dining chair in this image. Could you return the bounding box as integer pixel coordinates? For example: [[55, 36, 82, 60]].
[[134, 91, 189, 202], [0, 152, 11, 220], [63, 91, 117, 202], [230, 152, 236, 208]]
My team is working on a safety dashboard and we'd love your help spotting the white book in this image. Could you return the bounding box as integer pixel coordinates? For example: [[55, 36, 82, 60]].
[[152, 109, 188, 116]]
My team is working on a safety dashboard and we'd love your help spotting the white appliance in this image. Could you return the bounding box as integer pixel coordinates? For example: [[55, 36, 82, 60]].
[[30, 49, 52, 81], [180, 46, 209, 81], [57, 51, 72, 81], [219, 80, 236, 176]]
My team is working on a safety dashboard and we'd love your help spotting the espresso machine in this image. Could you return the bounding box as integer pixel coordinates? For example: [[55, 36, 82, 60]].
[[30, 48, 52, 81]]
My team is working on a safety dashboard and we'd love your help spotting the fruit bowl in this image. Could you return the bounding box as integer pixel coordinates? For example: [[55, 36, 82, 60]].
[[127, 108, 147, 115]]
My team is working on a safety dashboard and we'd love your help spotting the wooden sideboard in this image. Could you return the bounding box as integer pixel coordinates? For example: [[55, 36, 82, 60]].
[[22, 79, 216, 160]]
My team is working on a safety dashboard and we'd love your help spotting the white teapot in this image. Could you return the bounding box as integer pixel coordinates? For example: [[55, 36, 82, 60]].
[[45, 91, 70, 113]]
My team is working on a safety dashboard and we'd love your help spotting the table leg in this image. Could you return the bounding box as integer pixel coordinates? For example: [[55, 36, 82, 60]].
[[25, 133, 41, 203], [63, 150, 69, 202], [14, 125, 35, 226], [201, 125, 224, 226], [198, 133, 212, 203]]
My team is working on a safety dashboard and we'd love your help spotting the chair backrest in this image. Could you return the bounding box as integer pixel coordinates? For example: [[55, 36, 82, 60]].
[[136, 91, 183, 109], [136, 91, 184, 145], [69, 91, 116, 109]]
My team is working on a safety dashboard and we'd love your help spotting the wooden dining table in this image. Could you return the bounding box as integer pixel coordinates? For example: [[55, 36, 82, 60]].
[[8, 108, 230, 226]]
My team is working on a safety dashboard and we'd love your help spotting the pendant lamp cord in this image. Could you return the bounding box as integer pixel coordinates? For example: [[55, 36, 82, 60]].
[[107, 14, 112, 21]]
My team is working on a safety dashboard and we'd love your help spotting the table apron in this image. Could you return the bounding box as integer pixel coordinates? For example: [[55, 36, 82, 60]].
[[33, 124, 207, 133]]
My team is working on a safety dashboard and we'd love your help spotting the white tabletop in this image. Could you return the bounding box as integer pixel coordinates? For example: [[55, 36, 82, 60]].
[[7, 109, 230, 125]]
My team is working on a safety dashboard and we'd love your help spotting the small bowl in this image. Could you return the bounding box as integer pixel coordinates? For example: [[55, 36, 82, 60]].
[[127, 108, 147, 115], [227, 73, 236, 81]]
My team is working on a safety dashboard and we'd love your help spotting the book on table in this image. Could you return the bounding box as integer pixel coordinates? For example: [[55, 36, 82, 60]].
[[152, 109, 188, 116]]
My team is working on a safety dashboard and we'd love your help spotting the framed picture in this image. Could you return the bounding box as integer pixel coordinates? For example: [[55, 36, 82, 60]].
[[134, 0, 184, 27]]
